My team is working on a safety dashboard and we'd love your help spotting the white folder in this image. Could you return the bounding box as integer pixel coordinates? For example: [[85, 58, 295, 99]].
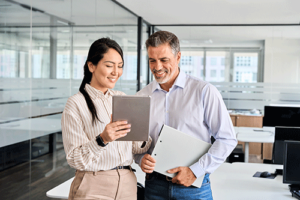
[[152, 125, 212, 187]]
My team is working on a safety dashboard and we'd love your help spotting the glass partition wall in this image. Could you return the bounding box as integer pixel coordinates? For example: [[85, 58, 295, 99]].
[[0, 0, 145, 199], [1, 0, 300, 199], [154, 26, 300, 113]]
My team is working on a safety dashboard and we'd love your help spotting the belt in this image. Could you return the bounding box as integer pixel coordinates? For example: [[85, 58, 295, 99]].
[[111, 166, 133, 171], [77, 166, 135, 175]]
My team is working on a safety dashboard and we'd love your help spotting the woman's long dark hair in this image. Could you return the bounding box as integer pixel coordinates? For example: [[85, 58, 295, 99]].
[[79, 38, 123, 125]]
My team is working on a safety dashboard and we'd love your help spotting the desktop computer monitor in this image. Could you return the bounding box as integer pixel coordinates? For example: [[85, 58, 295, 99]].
[[283, 140, 300, 186], [273, 127, 300, 164], [263, 106, 300, 127]]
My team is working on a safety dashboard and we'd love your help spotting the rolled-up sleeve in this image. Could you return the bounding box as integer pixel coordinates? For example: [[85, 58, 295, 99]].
[[189, 84, 237, 178], [62, 110, 107, 170], [132, 136, 152, 154]]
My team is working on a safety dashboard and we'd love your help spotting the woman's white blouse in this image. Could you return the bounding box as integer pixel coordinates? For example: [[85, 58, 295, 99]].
[[62, 84, 151, 171]]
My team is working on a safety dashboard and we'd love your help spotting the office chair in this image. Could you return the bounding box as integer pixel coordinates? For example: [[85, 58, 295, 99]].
[[137, 182, 145, 200], [263, 127, 300, 164]]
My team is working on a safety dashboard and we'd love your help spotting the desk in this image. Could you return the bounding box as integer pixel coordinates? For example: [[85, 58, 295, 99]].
[[0, 114, 62, 176], [47, 163, 293, 200], [47, 177, 74, 199], [0, 114, 62, 148], [235, 126, 275, 163], [211, 163, 293, 200]]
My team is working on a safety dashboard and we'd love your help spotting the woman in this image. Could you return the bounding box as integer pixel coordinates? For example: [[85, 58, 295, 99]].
[[62, 38, 152, 200]]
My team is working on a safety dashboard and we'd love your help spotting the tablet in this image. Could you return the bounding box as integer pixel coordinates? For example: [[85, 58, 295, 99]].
[[112, 95, 151, 141]]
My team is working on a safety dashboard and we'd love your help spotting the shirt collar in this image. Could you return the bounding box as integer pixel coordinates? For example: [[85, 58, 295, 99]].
[[85, 83, 112, 100], [174, 70, 186, 89], [151, 69, 187, 93]]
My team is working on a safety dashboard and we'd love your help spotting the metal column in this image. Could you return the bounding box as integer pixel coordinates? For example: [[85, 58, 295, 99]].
[[137, 17, 143, 91]]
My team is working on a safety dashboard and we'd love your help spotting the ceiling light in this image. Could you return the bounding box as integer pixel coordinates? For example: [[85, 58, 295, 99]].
[[181, 40, 189, 43], [57, 20, 69, 26], [204, 39, 213, 44], [0, 4, 11, 7]]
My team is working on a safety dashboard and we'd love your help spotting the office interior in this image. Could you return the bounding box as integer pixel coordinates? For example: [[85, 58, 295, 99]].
[[0, 0, 300, 199]]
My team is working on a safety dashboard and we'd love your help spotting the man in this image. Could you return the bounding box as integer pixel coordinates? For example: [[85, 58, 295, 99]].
[[135, 31, 237, 200]]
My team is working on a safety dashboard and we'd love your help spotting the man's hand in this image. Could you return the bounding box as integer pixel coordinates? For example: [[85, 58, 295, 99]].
[[167, 167, 197, 187], [141, 154, 156, 173]]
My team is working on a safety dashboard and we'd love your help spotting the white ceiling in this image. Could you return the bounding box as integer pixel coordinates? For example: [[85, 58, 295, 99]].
[[7, 0, 300, 26], [157, 26, 300, 48], [117, 0, 300, 24], [1, 0, 300, 48], [0, 0, 139, 47], [5, 0, 137, 25]]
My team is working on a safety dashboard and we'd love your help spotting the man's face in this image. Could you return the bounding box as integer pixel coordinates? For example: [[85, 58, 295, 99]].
[[148, 43, 181, 86]]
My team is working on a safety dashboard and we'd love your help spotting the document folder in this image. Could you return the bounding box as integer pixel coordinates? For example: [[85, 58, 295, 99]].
[[152, 125, 212, 187]]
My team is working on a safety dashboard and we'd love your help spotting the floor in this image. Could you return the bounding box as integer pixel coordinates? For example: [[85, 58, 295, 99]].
[[0, 146, 75, 200]]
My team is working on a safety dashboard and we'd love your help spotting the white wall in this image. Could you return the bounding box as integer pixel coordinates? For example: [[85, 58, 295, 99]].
[[264, 38, 300, 83]]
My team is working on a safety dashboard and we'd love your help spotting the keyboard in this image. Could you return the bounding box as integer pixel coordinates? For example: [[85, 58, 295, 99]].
[[292, 190, 300, 199]]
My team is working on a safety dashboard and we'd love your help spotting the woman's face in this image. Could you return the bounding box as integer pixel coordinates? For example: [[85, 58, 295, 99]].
[[88, 48, 123, 94]]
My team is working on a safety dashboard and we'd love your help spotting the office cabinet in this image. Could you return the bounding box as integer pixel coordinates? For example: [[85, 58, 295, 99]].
[[262, 143, 273, 160], [230, 114, 263, 156], [230, 116, 236, 126], [235, 115, 263, 128]]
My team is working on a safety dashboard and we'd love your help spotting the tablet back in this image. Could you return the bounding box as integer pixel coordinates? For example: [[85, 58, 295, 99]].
[[112, 95, 150, 141]]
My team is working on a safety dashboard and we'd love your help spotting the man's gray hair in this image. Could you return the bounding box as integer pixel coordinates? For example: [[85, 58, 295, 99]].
[[146, 31, 180, 56]]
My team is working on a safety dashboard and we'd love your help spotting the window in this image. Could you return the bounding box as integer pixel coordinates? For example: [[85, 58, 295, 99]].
[[0, 49, 17, 77], [210, 58, 217, 66], [74, 56, 78, 64], [180, 50, 260, 83], [234, 53, 258, 83], [63, 55, 69, 64], [179, 52, 204, 78], [221, 70, 224, 77], [236, 57, 252, 67], [221, 58, 225, 66], [181, 56, 192, 66], [205, 51, 226, 82], [235, 71, 240, 82], [252, 72, 257, 82], [211, 70, 217, 77], [73, 68, 77, 78]]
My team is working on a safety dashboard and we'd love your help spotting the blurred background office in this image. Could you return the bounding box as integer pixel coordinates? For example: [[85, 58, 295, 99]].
[[0, 0, 300, 199]]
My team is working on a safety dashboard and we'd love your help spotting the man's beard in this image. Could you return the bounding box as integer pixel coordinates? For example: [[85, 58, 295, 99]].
[[152, 69, 171, 84]]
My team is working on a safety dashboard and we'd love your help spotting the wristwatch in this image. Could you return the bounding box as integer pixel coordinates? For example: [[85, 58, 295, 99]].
[[96, 135, 108, 147]]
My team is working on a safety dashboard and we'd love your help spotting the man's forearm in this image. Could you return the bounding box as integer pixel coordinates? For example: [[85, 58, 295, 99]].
[[134, 153, 145, 167]]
